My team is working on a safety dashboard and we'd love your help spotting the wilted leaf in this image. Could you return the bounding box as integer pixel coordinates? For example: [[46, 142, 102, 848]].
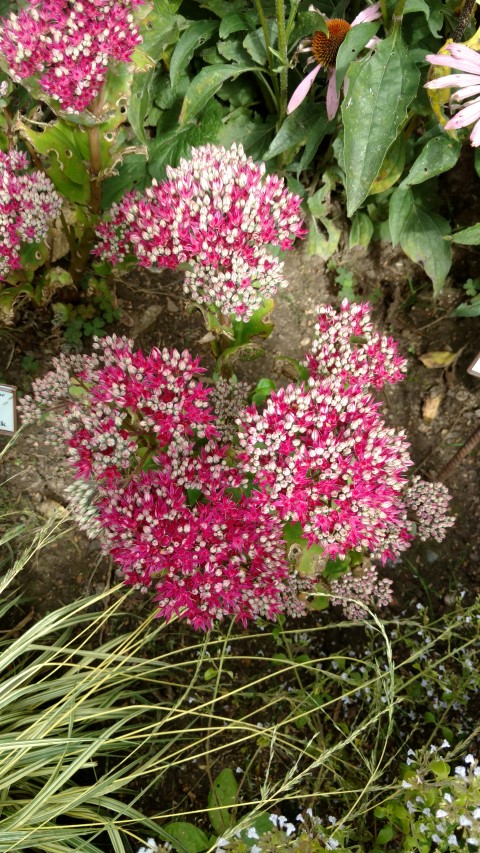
[[419, 350, 458, 368], [422, 389, 444, 422]]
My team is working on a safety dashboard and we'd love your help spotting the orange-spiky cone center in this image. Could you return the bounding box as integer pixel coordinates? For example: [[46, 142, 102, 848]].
[[312, 19, 351, 67]]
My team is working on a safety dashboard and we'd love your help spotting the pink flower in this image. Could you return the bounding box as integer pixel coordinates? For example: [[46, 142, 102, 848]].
[[19, 335, 218, 482], [0, 149, 62, 281], [97, 467, 306, 630], [425, 43, 480, 146], [287, 2, 382, 119], [238, 377, 413, 563], [95, 144, 305, 321], [0, 0, 144, 113], [237, 301, 414, 563], [306, 299, 407, 389]]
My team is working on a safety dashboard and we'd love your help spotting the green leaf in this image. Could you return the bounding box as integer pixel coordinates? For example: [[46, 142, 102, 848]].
[[101, 153, 148, 210], [216, 111, 276, 159], [342, 34, 420, 216], [430, 759, 451, 779], [148, 100, 223, 180], [141, 1, 182, 61], [170, 20, 219, 88], [454, 297, 480, 317], [450, 223, 480, 245], [376, 825, 394, 844], [368, 133, 406, 195], [231, 298, 275, 344], [180, 63, 253, 124], [128, 67, 156, 144], [349, 211, 374, 248], [335, 21, 379, 91], [208, 768, 238, 834], [289, 11, 328, 47], [391, 190, 451, 294], [163, 822, 210, 853], [251, 377, 276, 406], [297, 113, 332, 173], [307, 175, 341, 260], [219, 11, 257, 39], [243, 23, 277, 66], [264, 102, 323, 160], [401, 136, 461, 187], [389, 186, 414, 246]]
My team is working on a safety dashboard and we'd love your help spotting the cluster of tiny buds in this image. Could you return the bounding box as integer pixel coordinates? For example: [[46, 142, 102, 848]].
[[0, 0, 144, 112], [0, 149, 62, 280], [94, 143, 305, 321], [405, 475, 455, 542], [329, 562, 394, 620], [209, 376, 250, 442]]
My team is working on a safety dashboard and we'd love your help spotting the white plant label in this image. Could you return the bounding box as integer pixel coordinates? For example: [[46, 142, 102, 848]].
[[0, 384, 17, 436], [467, 352, 480, 379]]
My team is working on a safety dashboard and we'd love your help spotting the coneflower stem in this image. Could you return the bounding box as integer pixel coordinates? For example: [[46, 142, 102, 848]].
[[275, 0, 288, 120]]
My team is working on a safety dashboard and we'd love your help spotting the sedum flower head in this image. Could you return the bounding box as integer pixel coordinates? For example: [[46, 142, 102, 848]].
[[330, 563, 393, 620], [95, 144, 305, 321], [0, 0, 144, 113], [0, 149, 62, 280], [238, 300, 413, 563], [19, 335, 217, 482], [405, 476, 455, 542], [238, 375, 413, 563], [306, 298, 407, 389], [98, 466, 304, 630]]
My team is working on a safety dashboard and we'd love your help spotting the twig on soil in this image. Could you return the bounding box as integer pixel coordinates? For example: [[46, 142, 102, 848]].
[[437, 424, 480, 481]]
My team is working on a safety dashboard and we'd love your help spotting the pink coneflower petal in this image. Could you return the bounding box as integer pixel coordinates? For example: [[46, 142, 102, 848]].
[[351, 1, 382, 26], [425, 72, 480, 89], [445, 99, 480, 129], [469, 120, 480, 146], [326, 69, 341, 119], [287, 63, 322, 114], [451, 84, 480, 102], [426, 46, 480, 75]]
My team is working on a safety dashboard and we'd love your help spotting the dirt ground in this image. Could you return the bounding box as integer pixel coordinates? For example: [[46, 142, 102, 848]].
[[1, 237, 479, 620]]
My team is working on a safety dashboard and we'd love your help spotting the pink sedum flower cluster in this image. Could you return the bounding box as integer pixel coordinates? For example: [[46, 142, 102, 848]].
[[0, 0, 144, 113], [19, 303, 455, 630], [0, 149, 62, 280], [306, 299, 407, 388], [94, 144, 305, 321], [100, 468, 302, 630], [238, 376, 414, 563], [238, 301, 452, 564], [19, 335, 305, 630]]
